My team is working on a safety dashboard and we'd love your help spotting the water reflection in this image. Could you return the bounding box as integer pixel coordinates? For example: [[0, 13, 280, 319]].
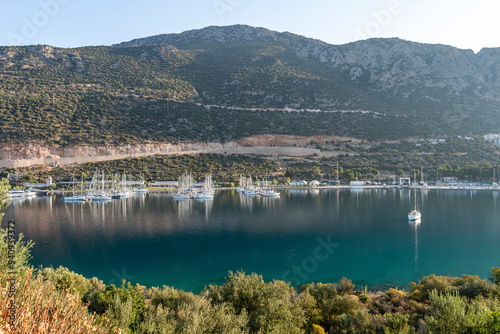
[[196, 198, 213, 221], [173, 198, 193, 220], [3, 189, 500, 292], [409, 220, 421, 271], [239, 193, 254, 211]]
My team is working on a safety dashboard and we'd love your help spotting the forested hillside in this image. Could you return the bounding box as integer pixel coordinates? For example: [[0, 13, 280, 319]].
[[1, 25, 500, 146]]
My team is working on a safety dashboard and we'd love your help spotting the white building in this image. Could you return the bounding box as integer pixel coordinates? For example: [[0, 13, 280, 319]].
[[151, 181, 178, 187], [485, 133, 500, 145], [441, 177, 458, 183], [350, 181, 364, 188], [24, 178, 54, 188], [290, 180, 308, 186]]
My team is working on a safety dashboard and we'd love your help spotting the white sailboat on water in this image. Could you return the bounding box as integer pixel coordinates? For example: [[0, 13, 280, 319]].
[[237, 175, 246, 193], [111, 173, 134, 199], [258, 179, 280, 198], [244, 176, 259, 196], [64, 172, 87, 202], [173, 172, 192, 200], [196, 174, 215, 200], [90, 169, 111, 202], [133, 173, 148, 194]]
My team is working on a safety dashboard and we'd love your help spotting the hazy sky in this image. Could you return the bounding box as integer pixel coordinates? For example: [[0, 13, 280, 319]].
[[1, 0, 499, 52]]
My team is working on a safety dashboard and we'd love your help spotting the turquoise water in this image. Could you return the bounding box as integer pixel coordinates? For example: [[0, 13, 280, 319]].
[[3, 189, 500, 292]]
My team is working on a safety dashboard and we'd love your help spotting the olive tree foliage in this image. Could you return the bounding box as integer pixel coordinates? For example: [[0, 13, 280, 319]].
[[0, 178, 10, 222], [208, 271, 307, 333], [489, 267, 500, 285], [422, 290, 500, 333], [136, 285, 249, 334], [38, 265, 93, 296], [0, 178, 34, 271]]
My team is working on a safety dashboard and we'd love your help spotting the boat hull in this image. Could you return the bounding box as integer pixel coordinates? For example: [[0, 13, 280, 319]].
[[408, 210, 421, 221]]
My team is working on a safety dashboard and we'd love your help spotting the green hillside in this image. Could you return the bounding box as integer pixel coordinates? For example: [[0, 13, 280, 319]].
[[1, 25, 500, 146]]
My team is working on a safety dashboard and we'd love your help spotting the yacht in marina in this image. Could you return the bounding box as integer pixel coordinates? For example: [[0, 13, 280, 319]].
[[8, 189, 37, 199], [111, 173, 134, 199], [173, 172, 194, 200], [64, 173, 87, 202], [196, 174, 215, 200], [88, 170, 111, 202]]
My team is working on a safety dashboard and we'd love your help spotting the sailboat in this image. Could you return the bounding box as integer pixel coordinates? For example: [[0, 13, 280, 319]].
[[90, 169, 111, 202], [421, 167, 428, 188], [243, 176, 259, 196], [111, 173, 134, 199], [259, 179, 280, 198], [196, 174, 215, 200], [133, 174, 148, 194], [493, 168, 498, 187], [173, 172, 192, 200], [64, 172, 87, 202], [237, 175, 246, 193], [408, 173, 421, 221]]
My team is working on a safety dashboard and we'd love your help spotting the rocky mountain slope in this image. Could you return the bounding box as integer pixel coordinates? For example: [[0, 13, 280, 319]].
[[116, 25, 500, 116], [1, 24, 500, 148]]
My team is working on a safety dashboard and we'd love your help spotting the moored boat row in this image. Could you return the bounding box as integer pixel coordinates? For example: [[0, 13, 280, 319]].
[[8, 189, 38, 199], [173, 173, 215, 201], [238, 175, 280, 198], [64, 170, 147, 203]]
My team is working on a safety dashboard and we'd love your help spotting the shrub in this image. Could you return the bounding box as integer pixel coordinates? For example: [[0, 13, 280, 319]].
[[0, 225, 34, 272], [83, 280, 145, 332], [310, 323, 326, 334], [423, 290, 475, 333], [409, 274, 455, 302], [452, 275, 499, 300], [0, 269, 119, 333], [332, 307, 374, 333], [297, 291, 322, 331], [489, 267, 500, 285], [468, 309, 500, 333], [326, 294, 363, 317], [134, 304, 176, 334], [358, 293, 369, 303], [383, 312, 411, 334], [148, 285, 196, 310], [208, 271, 306, 333], [300, 282, 338, 304], [38, 266, 92, 296], [337, 277, 355, 295]]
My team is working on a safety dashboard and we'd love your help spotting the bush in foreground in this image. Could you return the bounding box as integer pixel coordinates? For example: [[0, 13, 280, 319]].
[[0, 269, 120, 333]]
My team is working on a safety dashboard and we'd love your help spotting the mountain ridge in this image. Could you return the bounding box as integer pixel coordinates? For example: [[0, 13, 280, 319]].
[[112, 25, 500, 110], [114, 24, 494, 53]]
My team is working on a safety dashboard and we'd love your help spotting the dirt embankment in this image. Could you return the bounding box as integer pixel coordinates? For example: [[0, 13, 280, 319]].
[[0, 142, 237, 160], [0, 134, 361, 162]]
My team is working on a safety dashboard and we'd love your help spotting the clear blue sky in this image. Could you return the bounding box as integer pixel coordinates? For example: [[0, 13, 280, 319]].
[[1, 0, 499, 52]]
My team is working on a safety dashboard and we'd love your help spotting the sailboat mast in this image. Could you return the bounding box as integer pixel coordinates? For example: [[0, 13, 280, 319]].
[[414, 172, 418, 210]]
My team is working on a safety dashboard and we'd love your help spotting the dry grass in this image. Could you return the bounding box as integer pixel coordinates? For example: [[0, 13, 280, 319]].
[[0, 269, 122, 333]]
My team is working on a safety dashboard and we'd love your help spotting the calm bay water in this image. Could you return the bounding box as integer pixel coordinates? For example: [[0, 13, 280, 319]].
[[3, 189, 500, 292]]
